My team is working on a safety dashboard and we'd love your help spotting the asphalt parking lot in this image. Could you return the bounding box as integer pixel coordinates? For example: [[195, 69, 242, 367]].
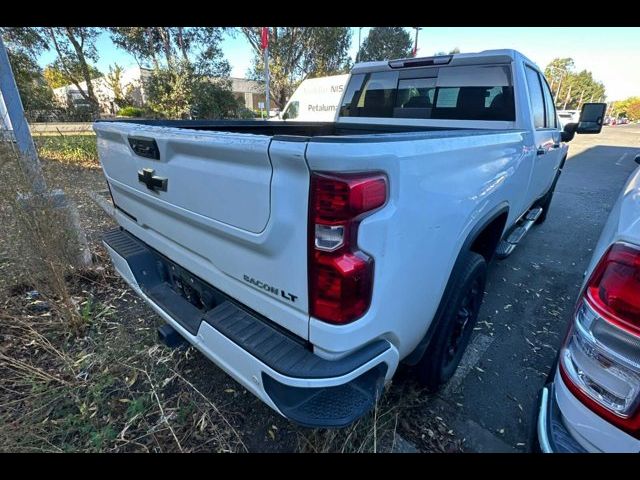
[[423, 123, 640, 452]]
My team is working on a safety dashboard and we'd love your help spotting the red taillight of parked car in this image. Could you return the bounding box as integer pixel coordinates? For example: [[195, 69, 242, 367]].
[[559, 242, 640, 438], [308, 172, 387, 324]]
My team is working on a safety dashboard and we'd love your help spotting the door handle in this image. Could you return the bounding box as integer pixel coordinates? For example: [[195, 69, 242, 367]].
[[537, 147, 546, 156]]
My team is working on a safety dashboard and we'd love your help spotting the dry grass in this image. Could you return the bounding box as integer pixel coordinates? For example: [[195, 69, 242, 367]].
[[0, 143, 87, 333], [0, 254, 247, 452], [0, 143, 245, 452], [0, 139, 463, 453]]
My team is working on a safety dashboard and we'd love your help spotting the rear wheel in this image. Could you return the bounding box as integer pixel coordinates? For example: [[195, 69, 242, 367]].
[[416, 251, 487, 391]]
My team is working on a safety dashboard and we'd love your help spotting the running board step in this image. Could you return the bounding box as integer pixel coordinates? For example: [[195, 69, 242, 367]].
[[495, 207, 544, 259], [525, 206, 543, 222]]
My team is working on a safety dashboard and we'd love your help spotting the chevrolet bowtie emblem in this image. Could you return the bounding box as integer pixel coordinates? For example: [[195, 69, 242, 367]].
[[138, 168, 168, 192]]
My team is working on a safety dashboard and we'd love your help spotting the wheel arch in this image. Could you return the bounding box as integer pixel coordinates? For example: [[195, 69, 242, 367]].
[[403, 202, 509, 365]]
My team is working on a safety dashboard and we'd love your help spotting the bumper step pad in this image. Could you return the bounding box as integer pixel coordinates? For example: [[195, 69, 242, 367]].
[[103, 227, 390, 428]]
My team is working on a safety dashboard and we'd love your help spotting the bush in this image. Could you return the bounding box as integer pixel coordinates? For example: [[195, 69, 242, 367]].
[[117, 106, 145, 118], [236, 108, 259, 119]]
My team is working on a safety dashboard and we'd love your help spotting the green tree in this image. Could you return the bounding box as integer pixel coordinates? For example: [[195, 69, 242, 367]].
[[357, 27, 412, 62], [6, 50, 55, 113], [2, 27, 103, 113], [104, 63, 138, 109], [109, 27, 230, 76], [611, 96, 640, 120], [434, 48, 461, 55], [43, 62, 101, 89], [145, 61, 241, 120], [110, 27, 237, 118], [242, 27, 352, 110], [543, 57, 606, 109], [627, 100, 640, 121]]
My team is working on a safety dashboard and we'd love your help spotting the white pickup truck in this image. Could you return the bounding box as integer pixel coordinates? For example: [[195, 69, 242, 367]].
[[95, 49, 606, 428], [537, 156, 640, 453]]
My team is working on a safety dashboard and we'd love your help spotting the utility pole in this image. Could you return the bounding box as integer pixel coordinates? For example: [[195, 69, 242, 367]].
[[261, 27, 270, 119], [412, 27, 422, 57], [357, 27, 363, 62], [0, 36, 46, 194]]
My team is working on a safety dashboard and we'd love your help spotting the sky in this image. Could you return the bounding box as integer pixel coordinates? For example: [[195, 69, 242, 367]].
[[36, 27, 640, 101]]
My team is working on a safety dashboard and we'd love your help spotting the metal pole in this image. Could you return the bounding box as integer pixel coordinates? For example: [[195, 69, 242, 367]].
[[413, 27, 422, 57], [264, 44, 270, 119], [0, 36, 46, 194], [357, 27, 363, 63]]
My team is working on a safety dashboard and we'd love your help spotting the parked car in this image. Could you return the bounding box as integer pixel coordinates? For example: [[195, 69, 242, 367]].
[[278, 74, 349, 122], [94, 49, 606, 428], [537, 155, 640, 452], [557, 110, 581, 129]]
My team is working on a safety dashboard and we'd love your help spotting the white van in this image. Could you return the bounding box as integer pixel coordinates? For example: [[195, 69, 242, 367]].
[[279, 74, 349, 122]]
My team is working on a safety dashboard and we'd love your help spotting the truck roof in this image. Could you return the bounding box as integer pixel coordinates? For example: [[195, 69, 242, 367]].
[[351, 49, 539, 74]]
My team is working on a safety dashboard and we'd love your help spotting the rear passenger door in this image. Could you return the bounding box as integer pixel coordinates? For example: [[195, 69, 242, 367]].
[[524, 65, 562, 202]]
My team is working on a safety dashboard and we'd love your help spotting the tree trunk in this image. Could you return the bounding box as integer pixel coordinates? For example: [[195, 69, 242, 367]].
[[48, 28, 99, 114], [64, 28, 100, 113], [176, 27, 189, 62], [157, 27, 174, 68]]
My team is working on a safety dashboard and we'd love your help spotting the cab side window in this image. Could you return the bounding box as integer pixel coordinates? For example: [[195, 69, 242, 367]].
[[525, 66, 545, 129], [540, 78, 558, 129]]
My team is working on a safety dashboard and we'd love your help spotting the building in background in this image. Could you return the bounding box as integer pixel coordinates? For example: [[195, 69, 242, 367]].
[[53, 68, 274, 116], [53, 66, 151, 115], [228, 77, 272, 112]]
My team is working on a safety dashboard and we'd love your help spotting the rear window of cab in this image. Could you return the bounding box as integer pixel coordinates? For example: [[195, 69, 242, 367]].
[[340, 65, 515, 121]]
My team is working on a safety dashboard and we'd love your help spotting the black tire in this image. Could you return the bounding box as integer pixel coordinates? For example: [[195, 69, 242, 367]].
[[415, 251, 487, 391]]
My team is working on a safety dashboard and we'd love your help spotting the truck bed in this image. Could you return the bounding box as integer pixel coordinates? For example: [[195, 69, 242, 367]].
[[94, 119, 513, 142]]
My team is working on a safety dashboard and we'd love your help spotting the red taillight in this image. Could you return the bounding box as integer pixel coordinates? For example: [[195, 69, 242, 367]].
[[308, 172, 387, 324], [312, 174, 387, 223], [586, 243, 640, 336], [559, 242, 640, 438]]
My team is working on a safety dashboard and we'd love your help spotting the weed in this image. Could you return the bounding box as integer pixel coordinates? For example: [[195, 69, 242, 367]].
[[35, 135, 98, 167]]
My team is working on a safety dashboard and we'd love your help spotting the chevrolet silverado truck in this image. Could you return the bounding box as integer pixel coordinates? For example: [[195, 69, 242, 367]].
[[95, 49, 606, 428]]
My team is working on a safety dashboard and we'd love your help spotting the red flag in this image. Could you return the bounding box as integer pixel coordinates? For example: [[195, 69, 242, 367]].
[[261, 27, 269, 50]]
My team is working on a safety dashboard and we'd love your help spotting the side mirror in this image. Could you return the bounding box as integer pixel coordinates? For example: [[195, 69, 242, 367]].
[[561, 123, 577, 143], [576, 103, 607, 134], [635, 155, 640, 165]]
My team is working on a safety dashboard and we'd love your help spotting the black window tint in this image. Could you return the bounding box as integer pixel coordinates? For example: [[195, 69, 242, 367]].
[[339, 74, 365, 117], [394, 78, 436, 118], [525, 66, 545, 129], [396, 78, 436, 108], [341, 71, 398, 118], [340, 65, 515, 121], [283, 101, 299, 120], [541, 78, 557, 128]]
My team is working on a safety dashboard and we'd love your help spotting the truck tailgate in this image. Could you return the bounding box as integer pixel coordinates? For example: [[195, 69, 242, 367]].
[[94, 122, 311, 340]]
